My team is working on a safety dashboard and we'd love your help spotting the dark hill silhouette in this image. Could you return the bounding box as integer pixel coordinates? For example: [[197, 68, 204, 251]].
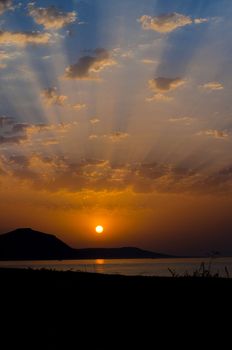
[[0, 228, 174, 261], [0, 228, 73, 260], [74, 247, 172, 259]]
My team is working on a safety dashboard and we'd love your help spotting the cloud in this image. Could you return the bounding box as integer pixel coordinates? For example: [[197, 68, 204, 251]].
[[21, 122, 77, 137], [197, 129, 229, 139], [65, 48, 116, 80], [0, 50, 22, 61], [89, 134, 98, 140], [0, 155, 194, 193], [0, 0, 12, 15], [147, 77, 185, 101], [0, 50, 18, 68], [141, 59, 157, 65], [89, 132, 129, 142], [42, 139, 59, 146], [0, 134, 27, 144], [42, 55, 51, 60], [41, 87, 86, 110], [139, 13, 207, 33], [201, 82, 224, 91], [1, 151, 232, 195], [28, 4, 77, 30], [168, 117, 193, 125], [72, 103, 86, 110], [41, 87, 68, 106], [0, 121, 78, 149], [90, 118, 100, 124], [194, 18, 208, 24], [0, 31, 51, 46], [146, 93, 173, 102], [8, 155, 30, 167], [149, 77, 186, 92], [106, 132, 129, 142], [11, 123, 30, 133], [0, 50, 10, 60], [112, 47, 134, 59], [0, 116, 14, 127]]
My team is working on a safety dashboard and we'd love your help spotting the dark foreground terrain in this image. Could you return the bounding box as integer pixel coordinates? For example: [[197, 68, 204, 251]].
[[1, 268, 231, 348]]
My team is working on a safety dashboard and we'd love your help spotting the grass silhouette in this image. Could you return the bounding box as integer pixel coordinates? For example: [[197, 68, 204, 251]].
[[168, 259, 230, 278]]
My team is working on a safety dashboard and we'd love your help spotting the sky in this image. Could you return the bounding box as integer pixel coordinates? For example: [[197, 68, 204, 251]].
[[0, 0, 232, 255]]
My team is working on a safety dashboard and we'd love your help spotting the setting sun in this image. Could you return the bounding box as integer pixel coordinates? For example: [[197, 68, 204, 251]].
[[0, 0, 232, 258], [95, 225, 104, 234]]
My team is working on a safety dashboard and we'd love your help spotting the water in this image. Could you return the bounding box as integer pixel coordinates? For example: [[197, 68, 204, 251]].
[[0, 257, 232, 277]]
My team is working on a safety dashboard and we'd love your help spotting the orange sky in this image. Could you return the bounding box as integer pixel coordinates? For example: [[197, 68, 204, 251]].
[[0, 177, 232, 255], [0, 0, 232, 255]]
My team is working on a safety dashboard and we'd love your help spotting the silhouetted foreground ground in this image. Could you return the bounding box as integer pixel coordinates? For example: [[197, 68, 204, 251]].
[[1, 268, 232, 348]]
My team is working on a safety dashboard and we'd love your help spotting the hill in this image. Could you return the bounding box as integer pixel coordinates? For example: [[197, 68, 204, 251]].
[[74, 247, 172, 259], [0, 228, 73, 260], [0, 228, 174, 260]]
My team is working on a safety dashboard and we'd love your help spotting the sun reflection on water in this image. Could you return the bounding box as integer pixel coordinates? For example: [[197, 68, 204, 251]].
[[96, 259, 105, 265], [95, 259, 105, 274]]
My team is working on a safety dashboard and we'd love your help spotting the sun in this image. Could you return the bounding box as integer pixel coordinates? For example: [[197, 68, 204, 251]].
[[95, 225, 104, 234]]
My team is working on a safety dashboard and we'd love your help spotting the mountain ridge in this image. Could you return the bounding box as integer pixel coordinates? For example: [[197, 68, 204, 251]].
[[0, 228, 175, 261]]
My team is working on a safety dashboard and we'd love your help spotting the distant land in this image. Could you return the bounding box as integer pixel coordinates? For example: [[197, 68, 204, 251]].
[[0, 228, 175, 261]]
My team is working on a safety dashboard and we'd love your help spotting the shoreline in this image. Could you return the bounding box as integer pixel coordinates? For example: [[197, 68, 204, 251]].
[[1, 265, 232, 282]]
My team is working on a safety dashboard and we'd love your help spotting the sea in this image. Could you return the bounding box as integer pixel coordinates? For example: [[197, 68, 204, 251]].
[[0, 257, 232, 277]]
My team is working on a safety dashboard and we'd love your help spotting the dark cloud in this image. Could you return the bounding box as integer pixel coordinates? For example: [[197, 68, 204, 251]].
[[0, 116, 14, 128], [65, 48, 116, 80], [41, 87, 67, 106], [149, 77, 185, 92], [0, 121, 78, 150], [9, 155, 30, 167], [0, 134, 27, 144], [41, 87, 86, 110], [7, 121, 75, 136], [0, 121, 29, 144], [0, 0, 12, 15], [147, 77, 186, 101], [11, 123, 30, 133]]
